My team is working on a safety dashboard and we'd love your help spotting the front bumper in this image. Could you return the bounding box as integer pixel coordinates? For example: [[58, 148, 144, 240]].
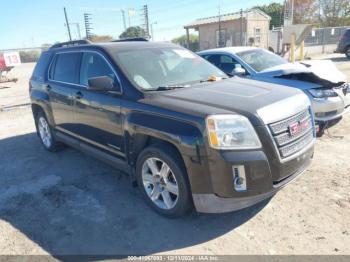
[[311, 96, 345, 122], [190, 138, 314, 213]]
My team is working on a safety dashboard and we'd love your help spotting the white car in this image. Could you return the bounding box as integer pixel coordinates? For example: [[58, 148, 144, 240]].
[[199, 47, 350, 133]]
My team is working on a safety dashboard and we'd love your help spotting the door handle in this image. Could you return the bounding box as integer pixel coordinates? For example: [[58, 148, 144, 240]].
[[75, 91, 84, 100], [42, 84, 51, 92]]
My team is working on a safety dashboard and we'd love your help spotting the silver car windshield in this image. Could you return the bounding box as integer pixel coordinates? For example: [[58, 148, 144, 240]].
[[236, 49, 288, 72], [114, 47, 226, 91]]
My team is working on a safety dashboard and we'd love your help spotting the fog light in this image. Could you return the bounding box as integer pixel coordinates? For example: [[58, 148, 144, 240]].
[[232, 165, 247, 192]]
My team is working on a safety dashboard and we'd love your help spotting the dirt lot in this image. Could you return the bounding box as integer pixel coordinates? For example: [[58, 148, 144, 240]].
[[0, 56, 349, 256]]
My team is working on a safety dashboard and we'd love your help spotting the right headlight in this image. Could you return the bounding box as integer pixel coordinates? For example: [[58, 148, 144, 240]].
[[206, 114, 261, 150], [308, 88, 338, 98]]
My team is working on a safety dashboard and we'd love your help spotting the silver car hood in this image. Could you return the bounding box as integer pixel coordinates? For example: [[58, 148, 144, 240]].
[[257, 60, 347, 84]]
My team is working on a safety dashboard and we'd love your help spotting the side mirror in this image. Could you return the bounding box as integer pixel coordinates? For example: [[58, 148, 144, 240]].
[[87, 76, 119, 91], [231, 64, 246, 76]]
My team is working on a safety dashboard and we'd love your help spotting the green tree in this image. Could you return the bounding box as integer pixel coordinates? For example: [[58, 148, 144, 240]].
[[89, 35, 113, 43], [119, 26, 146, 39], [293, 0, 318, 24], [172, 34, 199, 51], [41, 43, 52, 51], [19, 51, 40, 63], [319, 0, 350, 26], [255, 3, 284, 29]]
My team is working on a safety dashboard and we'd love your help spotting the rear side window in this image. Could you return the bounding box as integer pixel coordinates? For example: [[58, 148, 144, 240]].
[[51, 53, 81, 84], [32, 52, 51, 81]]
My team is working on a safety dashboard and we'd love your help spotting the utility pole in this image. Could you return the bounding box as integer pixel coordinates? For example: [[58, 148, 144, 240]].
[[64, 7, 72, 41], [240, 8, 244, 46], [121, 10, 127, 30], [218, 5, 222, 47], [67, 23, 82, 40], [150, 22, 157, 41], [142, 5, 150, 38], [284, 0, 294, 26], [84, 13, 93, 40]]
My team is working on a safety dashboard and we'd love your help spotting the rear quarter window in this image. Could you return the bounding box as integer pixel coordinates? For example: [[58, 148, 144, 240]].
[[50, 52, 81, 84], [32, 52, 52, 81]]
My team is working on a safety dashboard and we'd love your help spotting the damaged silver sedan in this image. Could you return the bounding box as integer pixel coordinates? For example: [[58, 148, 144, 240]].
[[199, 47, 350, 134]]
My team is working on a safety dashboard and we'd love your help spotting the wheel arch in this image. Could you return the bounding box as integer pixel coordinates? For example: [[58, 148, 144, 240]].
[[124, 112, 206, 186]]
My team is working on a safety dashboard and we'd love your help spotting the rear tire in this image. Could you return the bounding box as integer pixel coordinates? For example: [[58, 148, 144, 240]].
[[35, 111, 63, 152], [136, 144, 193, 218]]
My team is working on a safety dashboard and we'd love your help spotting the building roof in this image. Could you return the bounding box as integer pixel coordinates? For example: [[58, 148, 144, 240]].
[[184, 9, 270, 29]]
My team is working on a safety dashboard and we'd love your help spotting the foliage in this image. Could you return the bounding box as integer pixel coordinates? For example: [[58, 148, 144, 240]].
[[41, 44, 52, 51], [319, 0, 350, 26], [19, 51, 40, 63], [293, 0, 319, 24], [171, 34, 199, 51], [89, 35, 114, 43], [119, 26, 146, 39], [255, 3, 284, 29], [256, 0, 350, 28]]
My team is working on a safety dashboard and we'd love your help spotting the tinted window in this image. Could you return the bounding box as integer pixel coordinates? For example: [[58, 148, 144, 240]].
[[236, 49, 287, 72], [32, 52, 51, 81], [206, 54, 240, 74], [52, 53, 81, 84], [80, 53, 116, 87]]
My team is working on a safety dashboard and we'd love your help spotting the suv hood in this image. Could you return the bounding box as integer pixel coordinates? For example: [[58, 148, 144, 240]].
[[143, 77, 306, 126], [257, 60, 347, 87]]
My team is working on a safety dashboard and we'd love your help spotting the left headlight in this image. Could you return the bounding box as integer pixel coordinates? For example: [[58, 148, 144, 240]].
[[206, 115, 261, 150], [308, 88, 338, 98]]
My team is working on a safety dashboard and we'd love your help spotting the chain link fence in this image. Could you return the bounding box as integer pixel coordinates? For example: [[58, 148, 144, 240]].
[[304, 26, 348, 47]]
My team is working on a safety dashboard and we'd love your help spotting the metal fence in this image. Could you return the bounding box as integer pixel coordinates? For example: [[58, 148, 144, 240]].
[[304, 26, 349, 46]]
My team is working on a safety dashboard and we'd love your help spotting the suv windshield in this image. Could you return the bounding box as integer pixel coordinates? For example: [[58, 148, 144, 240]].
[[236, 49, 287, 72], [114, 47, 226, 90]]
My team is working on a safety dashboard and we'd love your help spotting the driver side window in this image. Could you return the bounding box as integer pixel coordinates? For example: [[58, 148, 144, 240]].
[[80, 52, 116, 88]]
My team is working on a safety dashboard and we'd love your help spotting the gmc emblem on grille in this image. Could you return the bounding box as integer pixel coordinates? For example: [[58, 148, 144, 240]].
[[289, 118, 309, 136]]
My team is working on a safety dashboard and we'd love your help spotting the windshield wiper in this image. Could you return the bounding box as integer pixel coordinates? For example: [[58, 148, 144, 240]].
[[145, 85, 190, 91]]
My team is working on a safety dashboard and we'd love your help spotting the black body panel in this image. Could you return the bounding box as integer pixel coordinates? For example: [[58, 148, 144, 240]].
[[29, 41, 315, 211]]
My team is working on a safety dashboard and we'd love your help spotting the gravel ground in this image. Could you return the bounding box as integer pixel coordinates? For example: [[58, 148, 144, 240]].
[[0, 56, 349, 256]]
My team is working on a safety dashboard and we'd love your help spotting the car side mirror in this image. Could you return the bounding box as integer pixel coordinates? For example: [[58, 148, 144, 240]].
[[231, 65, 246, 76], [87, 76, 120, 92]]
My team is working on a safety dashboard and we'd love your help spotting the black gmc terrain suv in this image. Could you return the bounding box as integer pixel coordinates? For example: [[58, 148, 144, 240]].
[[30, 40, 315, 217]]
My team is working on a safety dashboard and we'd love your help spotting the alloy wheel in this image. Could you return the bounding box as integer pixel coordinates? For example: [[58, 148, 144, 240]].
[[141, 157, 179, 210], [38, 117, 52, 148]]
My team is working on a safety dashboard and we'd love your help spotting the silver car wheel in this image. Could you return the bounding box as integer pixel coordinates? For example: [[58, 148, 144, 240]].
[[142, 157, 179, 210], [38, 116, 52, 148]]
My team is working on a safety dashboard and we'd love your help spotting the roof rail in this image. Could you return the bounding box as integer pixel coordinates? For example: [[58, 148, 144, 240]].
[[50, 40, 92, 49], [112, 37, 149, 42]]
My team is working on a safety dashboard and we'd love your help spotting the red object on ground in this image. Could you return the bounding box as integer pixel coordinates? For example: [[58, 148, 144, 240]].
[[0, 55, 7, 70]]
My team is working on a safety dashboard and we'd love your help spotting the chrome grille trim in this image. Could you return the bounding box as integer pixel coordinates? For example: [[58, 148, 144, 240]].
[[268, 108, 315, 159], [269, 110, 309, 135], [279, 131, 314, 158], [274, 124, 312, 147]]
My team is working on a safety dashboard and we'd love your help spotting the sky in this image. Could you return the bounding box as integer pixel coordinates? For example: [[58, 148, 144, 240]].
[[0, 0, 281, 50]]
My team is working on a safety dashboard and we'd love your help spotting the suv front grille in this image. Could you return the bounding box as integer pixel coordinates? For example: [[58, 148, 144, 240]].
[[268, 109, 314, 158]]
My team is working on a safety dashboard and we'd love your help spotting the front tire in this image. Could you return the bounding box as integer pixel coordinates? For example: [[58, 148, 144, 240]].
[[35, 111, 62, 152], [136, 145, 193, 218], [345, 46, 350, 59]]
